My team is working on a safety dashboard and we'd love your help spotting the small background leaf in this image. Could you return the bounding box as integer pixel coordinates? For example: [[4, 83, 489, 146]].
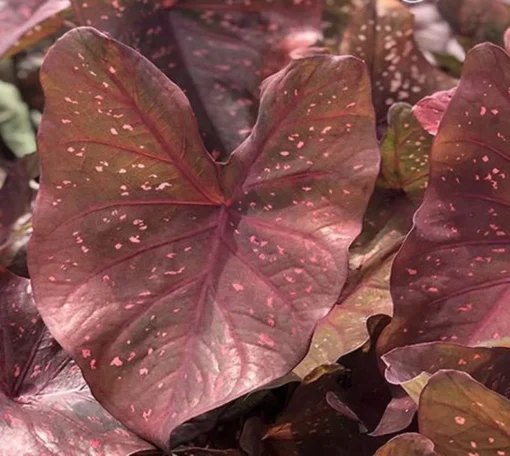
[[378, 102, 432, 200], [374, 433, 439, 456], [338, 0, 456, 123], [0, 0, 71, 58], [419, 370, 510, 456]]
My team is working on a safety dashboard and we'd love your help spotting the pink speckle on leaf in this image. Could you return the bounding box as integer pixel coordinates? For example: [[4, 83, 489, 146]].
[[258, 333, 275, 347], [110, 357, 123, 367], [233, 283, 244, 292], [455, 416, 466, 425]]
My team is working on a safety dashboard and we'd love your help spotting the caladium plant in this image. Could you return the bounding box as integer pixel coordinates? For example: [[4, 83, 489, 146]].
[[28, 26, 379, 448], [3, 0, 510, 454]]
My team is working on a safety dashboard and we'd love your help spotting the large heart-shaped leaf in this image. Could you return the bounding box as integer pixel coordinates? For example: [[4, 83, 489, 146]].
[[419, 370, 510, 456], [378, 43, 510, 354], [338, 0, 456, 123], [0, 268, 155, 455], [0, 0, 71, 58], [71, 0, 322, 160], [29, 27, 379, 448]]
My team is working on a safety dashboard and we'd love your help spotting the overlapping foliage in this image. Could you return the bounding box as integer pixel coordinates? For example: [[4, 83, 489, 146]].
[[1, 0, 510, 454]]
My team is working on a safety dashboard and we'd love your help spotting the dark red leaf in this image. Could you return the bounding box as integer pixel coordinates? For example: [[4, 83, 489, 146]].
[[0, 268, 155, 455], [370, 391, 416, 437], [338, 0, 456, 123], [0, 0, 71, 58], [437, 0, 510, 49], [413, 88, 457, 137], [263, 366, 388, 456], [324, 315, 393, 433], [419, 370, 510, 456], [29, 27, 379, 448], [374, 433, 439, 456], [71, 0, 322, 160], [378, 43, 510, 354]]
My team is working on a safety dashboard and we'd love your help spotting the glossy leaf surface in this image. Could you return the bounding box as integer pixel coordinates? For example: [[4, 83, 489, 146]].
[[0, 0, 71, 58], [419, 370, 510, 456], [338, 0, 456, 123], [29, 27, 379, 448], [72, 0, 322, 160], [379, 43, 510, 354], [374, 433, 439, 456], [0, 268, 155, 455]]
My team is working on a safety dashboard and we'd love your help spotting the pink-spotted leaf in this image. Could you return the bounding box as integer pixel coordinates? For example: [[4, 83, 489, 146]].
[[419, 370, 510, 456], [338, 0, 456, 124], [0, 0, 71, 58], [0, 268, 155, 455], [378, 102, 433, 200], [28, 27, 379, 448], [378, 43, 510, 355], [293, 189, 416, 378], [71, 0, 322, 160]]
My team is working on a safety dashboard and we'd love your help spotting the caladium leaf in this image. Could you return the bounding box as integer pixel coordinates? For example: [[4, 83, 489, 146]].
[[419, 370, 510, 456], [384, 343, 510, 399], [412, 88, 456, 137], [378, 43, 510, 354], [0, 268, 156, 455], [378, 102, 432, 199], [0, 0, 71, 58], [374, 433, 439, 456], [437, 0, 510, 49], [71, 0, 322, 160], [338, 0, 456, 123], [29, 27, 379, 448]]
